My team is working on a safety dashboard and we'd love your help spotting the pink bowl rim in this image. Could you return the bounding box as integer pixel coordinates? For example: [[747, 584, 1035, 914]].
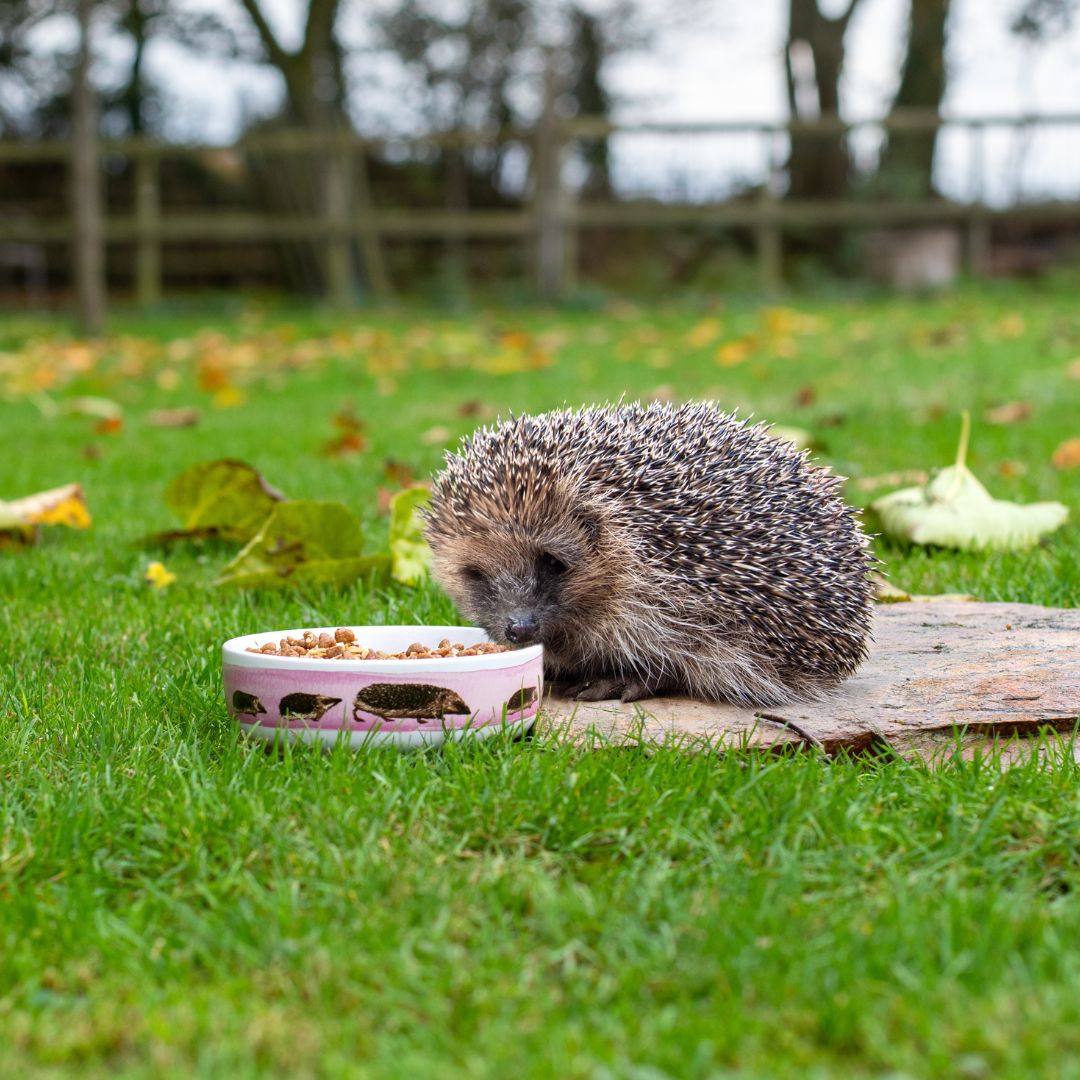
[[222, 624, 543, 675]]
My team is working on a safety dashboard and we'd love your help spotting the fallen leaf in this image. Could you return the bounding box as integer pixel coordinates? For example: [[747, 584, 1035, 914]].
[[383, 459, 417, 488], [872, 574, 979, 604], [457, 399, 493, 419], [389, 486, 432, 586], [376, 486, 395, 515], [82, 445, 102, 461], [323, 404, 367, 456], [716, 339, 754, 366], [1051, 437, 1080, 471], [684, 318, 723, 348], [161, 459, 284, 543], [983, 401, 1032, 425], [995, 313, 1026, 339], [216, 500, 387, 589], [1066, 358, 1080, 380], [871, 413, 1068, 550], [998, 460, 1027, 479], [854, 469, 930, 493], [0, 483, 91, 543], [768, 425, 818, 451], [794, 385, 816, 408], [212, 386, 246, 409], [66, 396, 123, 420], [148, 407, 201, 428], [421, 425, 451, 446], [94, 417, 124, 435], [144, 561, 176, 590]]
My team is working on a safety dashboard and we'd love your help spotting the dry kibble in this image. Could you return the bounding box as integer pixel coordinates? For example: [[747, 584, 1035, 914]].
[[247, 629, 514, 660]]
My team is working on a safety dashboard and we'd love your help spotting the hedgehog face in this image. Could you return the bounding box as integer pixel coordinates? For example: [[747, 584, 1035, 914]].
[[429, 513, 611, 650]]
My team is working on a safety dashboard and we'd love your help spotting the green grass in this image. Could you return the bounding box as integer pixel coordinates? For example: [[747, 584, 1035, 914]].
[[2, 275, 1080, 1077]]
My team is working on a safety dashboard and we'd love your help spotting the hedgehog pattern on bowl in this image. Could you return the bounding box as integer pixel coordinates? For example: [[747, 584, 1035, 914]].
[[279, 692, 342, 723], [504, 686, 538, 716], [232, 690, 267, 718], [352, 683, 471, 724]]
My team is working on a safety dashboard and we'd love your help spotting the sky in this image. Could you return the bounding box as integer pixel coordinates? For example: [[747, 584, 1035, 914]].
[[69, 0, 1080, 204]]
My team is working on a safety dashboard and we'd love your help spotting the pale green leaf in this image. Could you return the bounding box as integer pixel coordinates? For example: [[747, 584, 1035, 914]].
[[871, 414, 1068, 551], [389, 486, 432, 586]]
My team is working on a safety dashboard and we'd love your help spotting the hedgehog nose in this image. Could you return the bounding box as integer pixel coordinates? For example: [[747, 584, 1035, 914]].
[[505, 613, 539, 644]]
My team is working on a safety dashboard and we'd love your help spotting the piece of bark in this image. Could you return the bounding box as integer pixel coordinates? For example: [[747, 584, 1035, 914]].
[[538, 602, 1080, 757]]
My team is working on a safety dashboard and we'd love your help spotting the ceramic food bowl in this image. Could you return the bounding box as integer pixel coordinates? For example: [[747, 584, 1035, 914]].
[[222, 625, 543, 751]]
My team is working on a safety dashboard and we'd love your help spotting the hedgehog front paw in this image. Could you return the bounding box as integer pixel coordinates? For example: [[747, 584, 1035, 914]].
[[565, 677, 658, 703]]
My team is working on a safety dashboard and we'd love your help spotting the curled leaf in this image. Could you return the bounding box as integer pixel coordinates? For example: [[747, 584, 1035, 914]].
[[871, 413, 1068, 551], [389, 486, 432, 586], [216, 500, 388, 589], [0, 483, 91, 543]]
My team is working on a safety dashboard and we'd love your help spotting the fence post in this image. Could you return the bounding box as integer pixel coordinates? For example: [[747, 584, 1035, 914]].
[[965, 121, 990, 277], [135, 152, 161, 307], [323, 141, 352, 306], [72, 0, 105, 333], [755, 126, 782, 291], [533, 52, 566, 302], [354, 140, 392, 302]]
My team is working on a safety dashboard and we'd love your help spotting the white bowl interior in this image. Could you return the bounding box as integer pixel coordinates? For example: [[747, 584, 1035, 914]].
[[223, 625, 541, 674]]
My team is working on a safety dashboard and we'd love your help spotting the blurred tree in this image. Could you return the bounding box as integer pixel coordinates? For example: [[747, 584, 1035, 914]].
[[1010, 0, 1076, 37], [784, 0, 865, 201], [568, 5, 613, 200], [234, 0, 348, 127], [0, 0, 72, 136], [875, 0, 952, 199]]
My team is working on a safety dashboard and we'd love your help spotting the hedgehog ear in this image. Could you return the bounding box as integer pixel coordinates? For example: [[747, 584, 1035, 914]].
[[578, 509, 604, 550]]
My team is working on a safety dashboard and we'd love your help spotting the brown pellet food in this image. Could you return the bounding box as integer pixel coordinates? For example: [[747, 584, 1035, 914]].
[[246, 630, 513, 660]]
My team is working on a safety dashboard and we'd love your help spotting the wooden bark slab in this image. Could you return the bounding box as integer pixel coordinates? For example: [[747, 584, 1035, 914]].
[[537, 602, 1080, 758]]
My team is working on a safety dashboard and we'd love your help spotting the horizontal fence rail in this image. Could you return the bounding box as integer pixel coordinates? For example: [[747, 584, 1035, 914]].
[[1, 108, 1078, 304]]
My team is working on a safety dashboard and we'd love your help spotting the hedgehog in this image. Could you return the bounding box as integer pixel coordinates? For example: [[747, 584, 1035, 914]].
[[352, 683, 471, 723], [424, 401, 876, 706]]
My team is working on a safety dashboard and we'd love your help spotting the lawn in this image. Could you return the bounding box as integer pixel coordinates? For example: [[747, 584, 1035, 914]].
[[2, 275, 1080, 1077]]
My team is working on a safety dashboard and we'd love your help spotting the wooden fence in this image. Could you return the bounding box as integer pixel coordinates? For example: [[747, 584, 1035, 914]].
[[1, 106, 1079, 308]]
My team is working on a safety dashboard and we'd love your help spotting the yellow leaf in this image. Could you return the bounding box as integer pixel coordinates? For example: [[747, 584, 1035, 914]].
[[213, 386, 246, 409], [144, 561, 177, 590], [1051, 437, 1080, 471], [684, 318, 723, 348], [716, 338, 754, 366], [995, 313, 1026, 339], [0, 483, 91, 533]]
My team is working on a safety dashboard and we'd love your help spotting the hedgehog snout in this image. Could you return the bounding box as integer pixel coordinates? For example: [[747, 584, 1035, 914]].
[[504, 611, 540, 644]]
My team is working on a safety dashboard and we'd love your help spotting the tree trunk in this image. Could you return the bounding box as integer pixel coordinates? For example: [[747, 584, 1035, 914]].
[[876, 0, 952, 199], [784, 0, 863, 201], [72, 0, 105, 334]]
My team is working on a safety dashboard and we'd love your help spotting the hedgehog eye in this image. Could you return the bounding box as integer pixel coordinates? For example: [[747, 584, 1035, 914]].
[[462, 564, 487, 584], [536, 551, 568, 577]]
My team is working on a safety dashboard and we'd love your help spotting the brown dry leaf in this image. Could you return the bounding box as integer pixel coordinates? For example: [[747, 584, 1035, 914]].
[[998, 460, 1028, 479], [383, 458, 417, 488], [794, 385, 816, 408], [94, 417, 124, 436], [854, 469, 930, 493], [983, 401, 1032, 425], [376, 486, 395, 515], [457, 400, 493, 419], [323, 404, 367, 457], [1051, 437, 1080, 471], [148, 407, 201, 428], [1066, 357, 1080, 380]]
